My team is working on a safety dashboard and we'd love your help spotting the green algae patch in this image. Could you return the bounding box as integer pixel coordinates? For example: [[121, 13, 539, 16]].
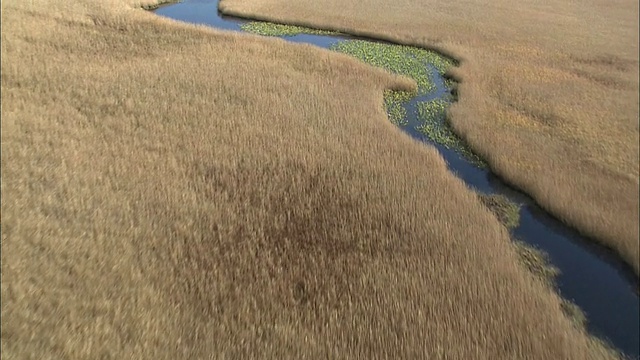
[[240, 22, 340, 37], [416, 99, 487, 167], [330, 40, 455, 95], [384, 90, 414, 126], [478, 194, 521, 229]]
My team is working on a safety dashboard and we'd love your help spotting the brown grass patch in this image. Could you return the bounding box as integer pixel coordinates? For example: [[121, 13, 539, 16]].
[[0, 0, 625, 358], [219, 0, 640, 275]]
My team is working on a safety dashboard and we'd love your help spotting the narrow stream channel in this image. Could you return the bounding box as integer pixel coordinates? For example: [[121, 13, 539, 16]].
[[153, 1, 640, 358]]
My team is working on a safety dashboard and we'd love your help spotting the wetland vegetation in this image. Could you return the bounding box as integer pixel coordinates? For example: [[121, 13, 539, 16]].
[[242, 23, 485, 169], [240, 21, 339, 36], [243, 22, 581, 345], [220, 0, 640, 276], [2, 0, 637, 359]]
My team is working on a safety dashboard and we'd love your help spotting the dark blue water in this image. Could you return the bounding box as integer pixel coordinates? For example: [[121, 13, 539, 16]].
[[154, 1, 640, 357]]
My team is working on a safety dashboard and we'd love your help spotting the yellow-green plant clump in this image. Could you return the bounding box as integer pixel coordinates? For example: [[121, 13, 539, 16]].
[[383, 90, 413, 126], [241, 21, 339, 37], [330, 40, 455, 94]]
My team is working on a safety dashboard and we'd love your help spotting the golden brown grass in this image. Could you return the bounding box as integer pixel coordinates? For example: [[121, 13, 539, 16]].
[[0, 0, 626, 358], [219, 0, 640, 274]]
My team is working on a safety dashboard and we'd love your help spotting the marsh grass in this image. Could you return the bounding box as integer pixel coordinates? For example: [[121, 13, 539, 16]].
[[479, 195, 582, 330], [308, 37, 482, 168], [240, 28, 448, 129], [509, 237, 614, 355], [562, 300, 589, 328], [511, 240, 591, 331], [513, 240, 561, 285], [219, 0, 640, 276], [140, 0, 180, 10], [328, 40, 464, 147], [0, 0, 627, 358], [325, 38, 485, 170], [479, 189, 589, 336]]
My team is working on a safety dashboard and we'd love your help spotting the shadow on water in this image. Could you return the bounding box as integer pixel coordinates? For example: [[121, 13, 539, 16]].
[[154, 1, 640, 358]]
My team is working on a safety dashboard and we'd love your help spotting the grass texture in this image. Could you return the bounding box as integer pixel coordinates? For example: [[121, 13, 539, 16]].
[[0, 0, 628, 358], [219, 0, 640, 276]]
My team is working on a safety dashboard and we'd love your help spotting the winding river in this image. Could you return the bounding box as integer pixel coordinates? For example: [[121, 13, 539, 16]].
[[153, 1, 639, 357]]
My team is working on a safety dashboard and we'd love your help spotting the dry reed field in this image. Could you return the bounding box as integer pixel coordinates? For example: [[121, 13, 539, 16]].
[[219, 0, 640, 274], [0, 0, 627, 358]]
